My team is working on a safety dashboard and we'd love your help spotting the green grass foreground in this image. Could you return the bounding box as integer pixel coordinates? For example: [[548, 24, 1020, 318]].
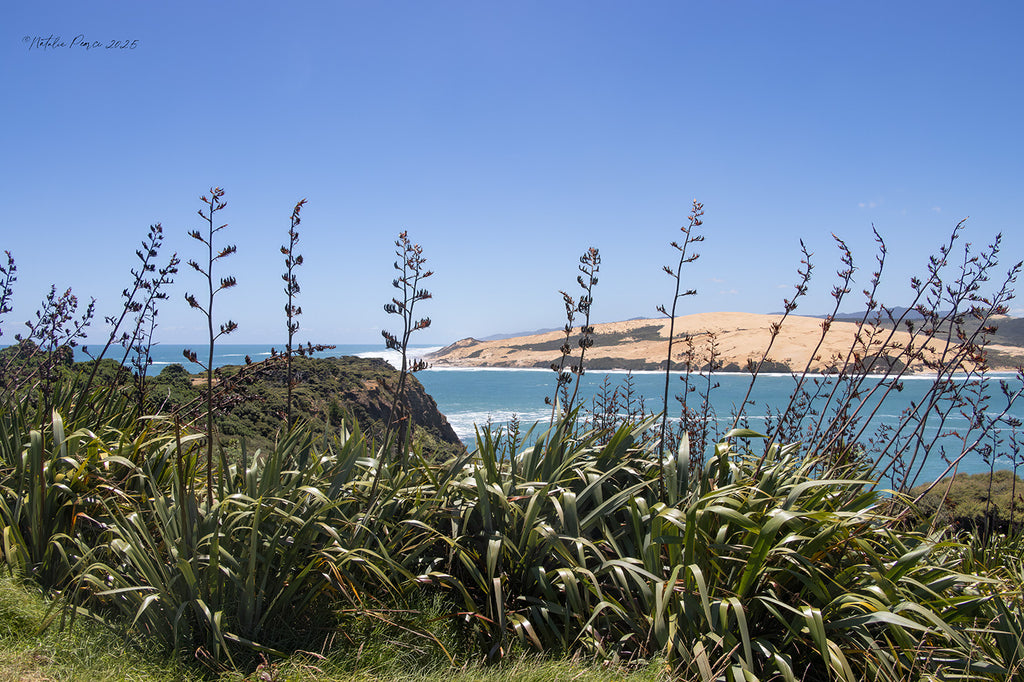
[[0, 576, 667, 682]]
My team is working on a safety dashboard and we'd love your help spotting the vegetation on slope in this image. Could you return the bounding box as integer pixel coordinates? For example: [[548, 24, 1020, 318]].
[[0, 343, 464, 462], [913, 468, 1024, 532], [146, 355, 464, 460]]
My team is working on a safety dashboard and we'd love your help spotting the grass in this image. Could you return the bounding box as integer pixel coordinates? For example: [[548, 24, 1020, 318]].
[[241, 655, 670, 682], [0, 574, 667, 682], [0, 575, 198, 682]]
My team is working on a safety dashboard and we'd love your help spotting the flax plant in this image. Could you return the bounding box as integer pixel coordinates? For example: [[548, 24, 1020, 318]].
[[0, 403, 164, 588], [0, 411, 87, 585], [123, 241, 179, 415], [435, 412, 1009, 679], [589, 375, 619, 437], [4, 189, 1024, 679], [734, 240, 812, 441], [282, 198, 307, 428], [22, 286, 95, 414], [671, 329, 721, 466], [589, 372, 651, 446], [79, 223, 178, 406], [0, 251, 17, 384], [656, 200, 704, 499], [61, 415, 457, 669], [68, 426, 345, 667], [546, 247, 601, 424], [0, 251, 20, 396], [820, 227, 1020, 491], [1006, 419, 1022, 532], [0, 251, 14, 336], [184, 187, 237, 505], [693, 218, 1024, 501], [368, 231, 434, 509], [566, 247, 600, 416], [764, 235, 855, 450], [381, 231, 433, 454], [546, 289, 576, 423], [801, 228, 890, 458]]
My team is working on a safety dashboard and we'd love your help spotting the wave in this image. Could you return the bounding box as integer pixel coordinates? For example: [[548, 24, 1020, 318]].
[[356, 346, 444, 369], [444, 408, 553, 440]]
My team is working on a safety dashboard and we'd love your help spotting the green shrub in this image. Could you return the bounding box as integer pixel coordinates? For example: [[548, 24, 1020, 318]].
[[913, 469, 1024, 532]]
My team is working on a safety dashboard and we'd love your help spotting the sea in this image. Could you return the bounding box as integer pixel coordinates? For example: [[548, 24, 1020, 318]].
[[71, 343, 1024, 484]]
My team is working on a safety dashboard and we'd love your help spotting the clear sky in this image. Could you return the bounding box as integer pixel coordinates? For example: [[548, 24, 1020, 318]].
[[2, 1, 1022, 345]]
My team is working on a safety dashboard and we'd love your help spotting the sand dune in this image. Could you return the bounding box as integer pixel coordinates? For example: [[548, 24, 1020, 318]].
[[427, 312, 1010, 373]]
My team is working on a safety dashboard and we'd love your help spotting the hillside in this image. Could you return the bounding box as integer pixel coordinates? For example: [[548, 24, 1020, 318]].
[[427, 312, 1024, 372], [147, 355, 464, 457], [0, 342, 465, 459]]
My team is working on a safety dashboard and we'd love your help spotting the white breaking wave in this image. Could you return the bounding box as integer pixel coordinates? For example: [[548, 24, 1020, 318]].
[[444, 408, 552, 440], [355, 346, 444, 369]]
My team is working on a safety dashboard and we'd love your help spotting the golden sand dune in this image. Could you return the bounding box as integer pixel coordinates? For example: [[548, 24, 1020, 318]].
[[427, 312, 1008, 373]]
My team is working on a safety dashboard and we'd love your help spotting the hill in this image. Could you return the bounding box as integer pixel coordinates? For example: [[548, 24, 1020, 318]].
[[427, 312, 1024, 372], [0, 342, 464, 459], [147, 355, 464, 457]]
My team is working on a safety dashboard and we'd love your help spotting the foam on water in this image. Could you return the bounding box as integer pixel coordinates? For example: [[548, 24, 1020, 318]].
[[444, 408, 553, 441], [355, 346, 443, 369]]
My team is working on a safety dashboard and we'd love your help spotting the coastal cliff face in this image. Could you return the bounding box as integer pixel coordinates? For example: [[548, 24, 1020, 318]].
[[324, 357, 462, 446], [426, 312, 1019, 373]]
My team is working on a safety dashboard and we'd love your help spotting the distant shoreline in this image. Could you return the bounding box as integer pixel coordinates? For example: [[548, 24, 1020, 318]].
[[426, 312, 1024, 374]]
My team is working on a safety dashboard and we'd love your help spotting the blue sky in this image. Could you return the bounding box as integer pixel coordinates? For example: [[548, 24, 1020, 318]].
[[2, 1, 1022, 345]]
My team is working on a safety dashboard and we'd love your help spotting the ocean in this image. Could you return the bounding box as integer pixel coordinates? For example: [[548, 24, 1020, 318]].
[[72, 343, 1024, 484]]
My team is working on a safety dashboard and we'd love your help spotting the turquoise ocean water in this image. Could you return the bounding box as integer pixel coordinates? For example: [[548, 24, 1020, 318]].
[[72, 343, 1024, 483]]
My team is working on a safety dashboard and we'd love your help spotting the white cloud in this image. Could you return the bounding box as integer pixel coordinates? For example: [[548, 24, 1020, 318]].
[[719, 288, 739, 295], [858, 201, 878, 209], [710, 277, 725, 283], [931, 206, 942, 213]]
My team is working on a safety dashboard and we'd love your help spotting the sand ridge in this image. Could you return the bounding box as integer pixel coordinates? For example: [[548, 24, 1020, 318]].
[[426, 312, 1002, 373]]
